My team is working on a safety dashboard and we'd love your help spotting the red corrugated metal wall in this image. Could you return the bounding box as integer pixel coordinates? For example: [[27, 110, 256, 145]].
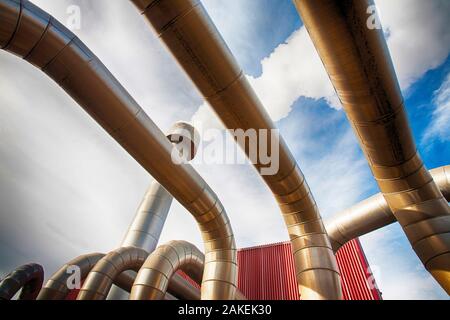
[[237, 238, 382, 300]]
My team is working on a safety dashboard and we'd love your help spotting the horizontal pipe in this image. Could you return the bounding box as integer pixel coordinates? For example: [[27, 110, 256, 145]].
[[77, 247, 148, 300], [132, 0, 341, 300], [294, 0, 450, 293], [326, 165, 450, 252], [0, 263, 44, 300], [0, 0, 237, 299], [130, 240, 204, 300]]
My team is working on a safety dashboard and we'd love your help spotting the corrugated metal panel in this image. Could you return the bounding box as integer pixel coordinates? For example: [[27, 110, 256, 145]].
[[237, 242, 299, 300], [237, 239, 381, 300]]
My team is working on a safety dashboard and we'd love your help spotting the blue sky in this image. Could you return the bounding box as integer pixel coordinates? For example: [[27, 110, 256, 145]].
[[0, 0, 449, 299]]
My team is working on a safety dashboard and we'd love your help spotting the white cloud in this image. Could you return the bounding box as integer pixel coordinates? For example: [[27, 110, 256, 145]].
[[192, 0, 450, 124], [422, 72, 450, 143], [376, 0, 450, 90]]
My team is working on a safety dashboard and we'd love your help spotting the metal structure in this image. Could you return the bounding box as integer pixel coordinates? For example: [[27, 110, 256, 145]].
[[37, 253, 104, 300], [0, 0, 448, 300], [293, 0, 450, 294], [326, 166, 450, 252], [77, 247, 148, 300], [121, 122, 200, 251], [0, 263, 44, 300], [131, 0, 341, 300], [130, 240, 204, 300], [108, 121, 200, 300], [0, 0, 236, 300]]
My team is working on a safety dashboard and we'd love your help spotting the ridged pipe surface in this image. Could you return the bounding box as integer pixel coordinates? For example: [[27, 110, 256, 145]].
[[293, 0, 450, 293], [326, 166, 450, 252], [77, 247, 148, 300], [37, 253, 104, 300], [0, 0, 237, 299], [131, 0, 341, 300], [0, 263, 44, 300], [130, 240, 204, 299]]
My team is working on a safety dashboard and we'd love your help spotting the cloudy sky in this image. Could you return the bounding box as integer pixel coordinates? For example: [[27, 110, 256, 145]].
[[0, 0, 449, 299]]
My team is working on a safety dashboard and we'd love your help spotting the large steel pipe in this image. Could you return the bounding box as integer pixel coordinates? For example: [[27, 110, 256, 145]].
[[293, 0, 450, 293], [37, 253, 104, 300], [130, 240, 204, 299], [77, 247, 148, 300], [0, 0, 237, 299], [109, 121, 200, 300], [131, 0, 341, 300], [0, 263, 44, 300], [326, 166, 450, 252]]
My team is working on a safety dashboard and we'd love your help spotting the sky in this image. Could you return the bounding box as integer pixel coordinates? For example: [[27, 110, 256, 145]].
[[0, 0, 449, 300]]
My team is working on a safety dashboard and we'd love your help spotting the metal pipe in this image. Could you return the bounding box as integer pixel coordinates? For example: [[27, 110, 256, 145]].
[[108, 122, 200, 300], [130, 240, 204, 299], [0, 0, 237, 299], [169, 273, 201, 300], [293, 0, 450, 293], [326, 166, 450, 252], [0, 263, 44, 300], [37, 253, 104, 300], [121, 122, 200, 251], [77, 247, 148, 300], [131, 0, 341, 300]]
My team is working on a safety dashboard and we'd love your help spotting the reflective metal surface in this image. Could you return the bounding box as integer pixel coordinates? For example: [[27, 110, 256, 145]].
[[37, 253, 104, 300], [121, 122, 200, 254], [132, 0, 341, 300], [0, 263, 44, 300], [130, 240, 204, 300], [0, 0, 237, 300], [326, 165, 450, 252], [294, 0, 450, 293], [77, 247, 148, 300]]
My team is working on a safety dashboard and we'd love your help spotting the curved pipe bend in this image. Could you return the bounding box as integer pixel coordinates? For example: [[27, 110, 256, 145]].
[[130, 240, 204, 300], [131, 0, 341, 300], [294, 0, 450, 293], [0, 263, 44, 300], [77, 247, 148, 300], [0, 0, 237, 299], [37, 253, 104, 300], [326, 165, 450, 252]]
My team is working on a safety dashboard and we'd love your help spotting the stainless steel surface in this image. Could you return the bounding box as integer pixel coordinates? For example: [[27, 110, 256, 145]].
[[326, 166, 450, 252], [77, 247, 148, 300], [37, 253, 104, 300], [130, 240, 204, 300], [294, 0, 450, 293], [132, 0, 341, 300]]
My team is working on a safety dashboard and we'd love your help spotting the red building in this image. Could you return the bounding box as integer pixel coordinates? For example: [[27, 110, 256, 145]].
[[237, 239, 382, 300]]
